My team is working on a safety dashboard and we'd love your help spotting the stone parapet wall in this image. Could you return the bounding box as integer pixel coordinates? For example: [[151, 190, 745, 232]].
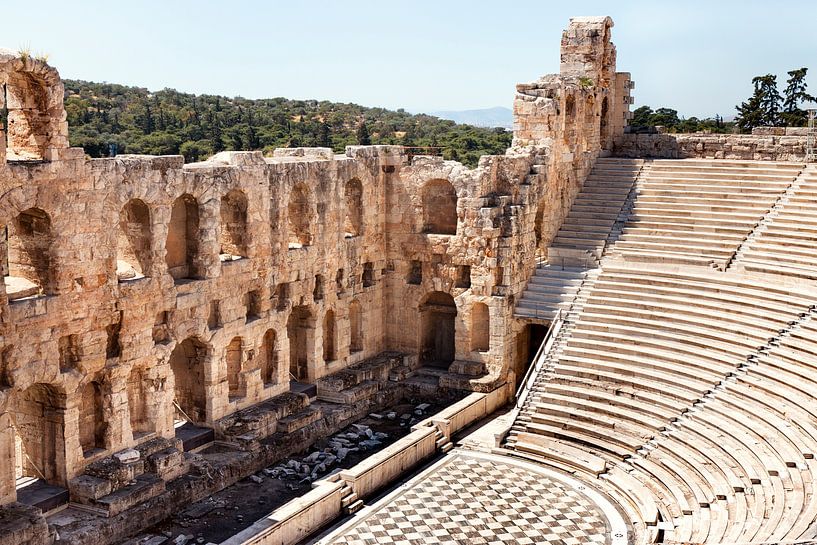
[[614, 132, 809, 161]]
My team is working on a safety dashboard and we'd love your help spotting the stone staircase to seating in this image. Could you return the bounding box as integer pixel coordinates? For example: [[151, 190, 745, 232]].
[[515, 158, 642, 320], [608, 159, 804, 269], [548, 158, 644, 268], [734, 164, 817, 279]]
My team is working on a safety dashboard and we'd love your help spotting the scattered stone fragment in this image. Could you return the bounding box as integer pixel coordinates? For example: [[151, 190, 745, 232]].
[[249, 474, 263, 484], [114, 448, 141, 464]]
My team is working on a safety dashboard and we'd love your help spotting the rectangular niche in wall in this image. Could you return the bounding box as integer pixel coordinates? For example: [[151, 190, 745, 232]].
[[245, 289, 262, 321], [407, 260, 422, 285], [59, 334, 81, 372], [313, 274, 324, 302], [208, 300, 222, 330], [153, 311, 171, 345], [456, 265, 471, 288], [362, 262, 374, 288], [274, 283, 290, 311]]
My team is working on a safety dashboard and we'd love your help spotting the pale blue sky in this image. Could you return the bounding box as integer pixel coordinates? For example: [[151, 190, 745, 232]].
[[4, 1, 816, 118]]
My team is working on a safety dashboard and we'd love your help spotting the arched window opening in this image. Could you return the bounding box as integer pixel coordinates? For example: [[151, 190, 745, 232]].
[[323, 310, 336, 363], [420, 291, 457, 367], [349, 299, 363, 353], [166, 194, 201, 281], [288, 306, 313, 382], [471, 303, 490, 352], [79, 380, 106, 457], [421, 180, 457, 235], [12, 384, 66, 487], [219, 190, 248, 261], [261, 329, 279, 386], [4, 207, 53, 300], [288, 184, 313, 248], [170, 337, 208, 424], [128, 367, 151, 439], [226, 336, 245, 400], [117, 199, 152, 281], [344, 179, 363, 237]]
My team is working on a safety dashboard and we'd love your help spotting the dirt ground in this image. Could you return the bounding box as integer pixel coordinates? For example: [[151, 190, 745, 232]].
[[125, 399, 446, 544]]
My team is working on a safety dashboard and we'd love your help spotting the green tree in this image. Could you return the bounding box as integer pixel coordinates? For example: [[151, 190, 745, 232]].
[[651, 108, 680, 129], [781, 68, 816, 127], [356, 121, 371, 145], [317, 121, 331, 147], [630, 106, 653, 128], [736, 74, 781, 131]]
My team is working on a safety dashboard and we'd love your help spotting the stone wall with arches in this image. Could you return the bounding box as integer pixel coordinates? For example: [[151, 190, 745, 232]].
[[0, 15, 631, 525]]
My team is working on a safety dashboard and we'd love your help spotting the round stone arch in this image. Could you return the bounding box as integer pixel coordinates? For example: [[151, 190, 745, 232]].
[[0, 185, 66, 299], [168, 336, 212, 425]]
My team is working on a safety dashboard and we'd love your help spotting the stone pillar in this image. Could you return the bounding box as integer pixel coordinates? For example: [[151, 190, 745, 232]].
[[0, 413, 17, 505], [107, 372, 129, 448]]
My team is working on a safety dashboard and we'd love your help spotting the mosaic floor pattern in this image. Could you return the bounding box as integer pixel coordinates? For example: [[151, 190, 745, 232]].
[[322, 451, 622, 545]]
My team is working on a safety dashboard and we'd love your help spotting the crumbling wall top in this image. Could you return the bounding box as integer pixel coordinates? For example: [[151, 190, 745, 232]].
[[0, 49, 69, 162]]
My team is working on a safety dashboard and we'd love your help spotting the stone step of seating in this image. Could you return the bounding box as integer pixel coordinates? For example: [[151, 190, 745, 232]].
[[648, 159, 802, 170], [643, 173, 795, 184]]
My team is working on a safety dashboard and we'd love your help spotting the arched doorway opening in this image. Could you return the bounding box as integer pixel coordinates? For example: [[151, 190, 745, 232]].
[[117, 199, 152, 281], [169, 337, 208, 424]]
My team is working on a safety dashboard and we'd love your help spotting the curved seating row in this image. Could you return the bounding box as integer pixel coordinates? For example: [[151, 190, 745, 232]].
[[509, 261, 817, 543], [610, 159, 803, 269]]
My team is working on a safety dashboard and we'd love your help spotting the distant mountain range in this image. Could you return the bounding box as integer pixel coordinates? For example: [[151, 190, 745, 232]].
[[427, 107, 514, 129]]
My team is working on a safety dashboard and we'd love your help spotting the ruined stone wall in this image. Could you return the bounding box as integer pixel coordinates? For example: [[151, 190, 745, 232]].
[[0, 15, 630, 511], [614, 130, 809, 161]]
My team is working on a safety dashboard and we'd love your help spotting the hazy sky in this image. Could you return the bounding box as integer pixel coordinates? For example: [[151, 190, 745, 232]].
[[4, 0, 816, 118]]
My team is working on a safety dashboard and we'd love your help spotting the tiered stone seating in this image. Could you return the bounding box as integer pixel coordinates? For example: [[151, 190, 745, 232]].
[[739, 165, 817, 279], [610, 160, 802, 268], [508, 261, 817, 543], [515, 158, 640, 319], [548, 158, 642, 266]]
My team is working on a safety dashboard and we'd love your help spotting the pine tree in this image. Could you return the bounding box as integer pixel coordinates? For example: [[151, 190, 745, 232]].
[[141, 103, 155, 134], [757, 75, 782, 126], [356, 121, 371, 145], [735, 74, 782, 131], [781, 68, 816, 127], [317, 121, 331, 147]]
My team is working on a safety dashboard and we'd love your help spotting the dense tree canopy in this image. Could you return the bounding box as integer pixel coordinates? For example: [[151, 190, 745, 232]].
[[62, 80, 512, 167], [735, 68, 815, 131], [630, 106, 733, 134]]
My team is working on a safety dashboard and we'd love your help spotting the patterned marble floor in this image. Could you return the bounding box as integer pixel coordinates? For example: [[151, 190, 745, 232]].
[[317, 451, 628, 545]]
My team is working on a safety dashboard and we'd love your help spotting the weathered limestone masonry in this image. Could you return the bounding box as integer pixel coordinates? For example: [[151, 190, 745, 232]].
[[0, 15, 630, 545], [614, 126, 809, 161]]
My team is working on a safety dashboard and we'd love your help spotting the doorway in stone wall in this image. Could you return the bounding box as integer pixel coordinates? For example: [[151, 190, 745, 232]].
[[420, 291, 457, 368], [287, 306, 313, 382], [11, 383, 70, 511]]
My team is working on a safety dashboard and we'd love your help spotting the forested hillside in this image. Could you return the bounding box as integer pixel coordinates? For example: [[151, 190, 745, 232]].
[[63, 80, 513, 166]]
